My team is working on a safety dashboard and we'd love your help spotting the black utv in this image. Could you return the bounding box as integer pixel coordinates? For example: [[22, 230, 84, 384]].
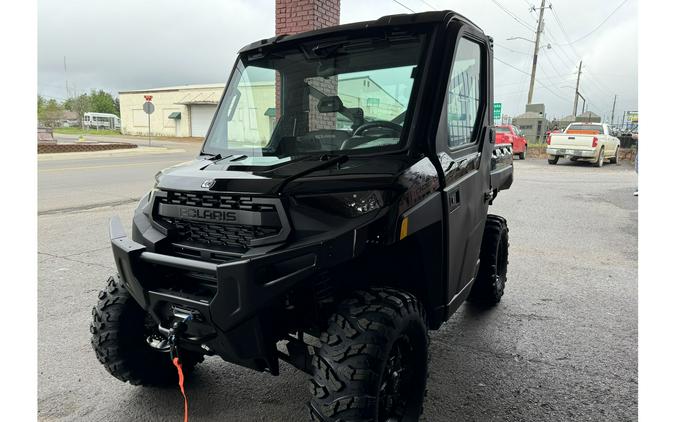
[[91, 10, 513, 421]]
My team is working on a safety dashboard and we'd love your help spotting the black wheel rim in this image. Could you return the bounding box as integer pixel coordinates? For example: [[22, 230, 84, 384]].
[[378, 336, 415, 422], [377, 333, 422, 422], [494, 236, 508, 295]]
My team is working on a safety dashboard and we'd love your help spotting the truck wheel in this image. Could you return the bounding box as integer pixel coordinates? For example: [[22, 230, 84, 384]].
[[90, 276, 203, 386], [547, 156, 559, 165], [468, 215, 509, 306], [595, 147, 605, 167], [609, 148, 619, 164], [308, 288, 429, 422], [519, 147, 527, 160]]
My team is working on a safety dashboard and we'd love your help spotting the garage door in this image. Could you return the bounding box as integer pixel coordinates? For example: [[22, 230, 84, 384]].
[[190, 105, 218, 137]]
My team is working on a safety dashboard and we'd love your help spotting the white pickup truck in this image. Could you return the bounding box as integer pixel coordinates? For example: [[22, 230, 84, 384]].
[[546, 122, 620, 167]]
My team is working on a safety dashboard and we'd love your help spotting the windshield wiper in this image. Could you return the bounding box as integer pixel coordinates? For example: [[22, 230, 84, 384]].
[[274, 154, 349, 195], [200, 152, 222, 160]]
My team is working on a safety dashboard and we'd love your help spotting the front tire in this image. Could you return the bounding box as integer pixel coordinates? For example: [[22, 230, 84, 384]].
[[90, 276, 203, 386], [309, 288, 429, 422], [468, 215, 509, 306], [548, 156, 559, 165], [519, 146, 527, 160]]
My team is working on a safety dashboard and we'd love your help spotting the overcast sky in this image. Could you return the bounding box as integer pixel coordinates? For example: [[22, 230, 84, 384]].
[[38, 0, 637, 120]]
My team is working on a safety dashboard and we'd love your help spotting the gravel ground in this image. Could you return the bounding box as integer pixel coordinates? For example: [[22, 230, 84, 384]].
[[38, 158, 638, 421]]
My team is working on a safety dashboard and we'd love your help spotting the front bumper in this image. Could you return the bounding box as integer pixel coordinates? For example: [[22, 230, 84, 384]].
[[110, 216, 326, 373], [546, 147, 596, 158]]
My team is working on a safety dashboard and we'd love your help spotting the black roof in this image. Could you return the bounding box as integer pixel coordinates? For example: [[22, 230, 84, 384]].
[[238, 10, 483, 54]]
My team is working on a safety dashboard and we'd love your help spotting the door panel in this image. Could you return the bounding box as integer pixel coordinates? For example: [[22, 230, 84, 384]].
[[437, 34, 492, 299]]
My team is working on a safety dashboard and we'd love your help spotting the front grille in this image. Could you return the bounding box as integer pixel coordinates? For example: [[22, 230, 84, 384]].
[[173, 220, 279, 250], [156, 190, 283, 252], [159, 191, 275, 212]]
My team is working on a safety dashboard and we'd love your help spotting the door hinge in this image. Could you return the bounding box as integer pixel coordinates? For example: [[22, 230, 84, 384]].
[[484, 190, 494, 203]]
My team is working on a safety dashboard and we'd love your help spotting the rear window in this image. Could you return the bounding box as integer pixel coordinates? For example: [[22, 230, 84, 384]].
[[495, 127, 510, 133], [567, 124, 604, 134]]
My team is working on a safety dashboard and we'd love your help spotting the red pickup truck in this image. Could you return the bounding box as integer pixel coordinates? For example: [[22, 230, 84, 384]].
[[496, 125, 527, 159]]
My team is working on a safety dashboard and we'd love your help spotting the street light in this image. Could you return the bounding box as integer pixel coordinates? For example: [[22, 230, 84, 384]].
[[507, 37, 552, 50]]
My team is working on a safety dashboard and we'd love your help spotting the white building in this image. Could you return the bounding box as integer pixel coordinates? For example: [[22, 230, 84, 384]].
[[118, 84, 225, 138], [119, 76, 404, 139]]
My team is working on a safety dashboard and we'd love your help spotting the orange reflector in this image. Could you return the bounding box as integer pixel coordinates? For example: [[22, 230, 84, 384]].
[[400, 217, 409, 240]]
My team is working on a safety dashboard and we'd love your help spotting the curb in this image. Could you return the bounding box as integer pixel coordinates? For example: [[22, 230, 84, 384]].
[[38, 146, 186, 161]]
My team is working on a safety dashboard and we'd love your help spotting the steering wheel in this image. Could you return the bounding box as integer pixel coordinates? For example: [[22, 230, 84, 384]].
[[352, 121, 403, 137]]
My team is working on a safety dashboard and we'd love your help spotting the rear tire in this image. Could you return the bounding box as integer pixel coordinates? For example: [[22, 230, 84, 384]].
[[308, 288, 429, 422], [548, 156, 559, 165], [595, 147, 605, 167], [90, 276, 203, 386], [519, 146, 527, 160], [609, 147, 619, 164], [468, 215, 509, 306]]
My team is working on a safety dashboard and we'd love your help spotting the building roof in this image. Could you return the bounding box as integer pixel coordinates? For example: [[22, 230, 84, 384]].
[[577, 111, 600, 119], [513, 111, 545, 120], [119, 83, 226, 95], [560, 115, 576, 121]]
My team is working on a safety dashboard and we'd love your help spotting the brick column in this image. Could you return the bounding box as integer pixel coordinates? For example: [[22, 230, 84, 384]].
[[275, 0, 340, 132], [276, 0, 340, 36]]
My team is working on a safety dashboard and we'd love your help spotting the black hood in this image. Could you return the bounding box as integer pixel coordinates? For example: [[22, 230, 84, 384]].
[[156, 154, 413, 195]]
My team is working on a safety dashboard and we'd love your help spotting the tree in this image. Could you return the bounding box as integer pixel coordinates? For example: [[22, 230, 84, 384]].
[[64, 93, 91, 128], [61, 89, 120, 128], [37, 96, 64, 128], [89, 90, 119, 115]]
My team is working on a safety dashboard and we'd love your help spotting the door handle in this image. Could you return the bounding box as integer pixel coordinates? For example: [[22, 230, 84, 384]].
[[448, 189, 461, 213]]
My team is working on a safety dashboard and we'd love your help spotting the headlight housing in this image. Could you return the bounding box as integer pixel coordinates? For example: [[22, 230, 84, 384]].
[[296, 190, 390, 218]]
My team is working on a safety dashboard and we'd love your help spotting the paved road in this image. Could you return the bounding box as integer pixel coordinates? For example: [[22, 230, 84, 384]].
[[38, 156, 637, 421], [38, 143, 201, 213]]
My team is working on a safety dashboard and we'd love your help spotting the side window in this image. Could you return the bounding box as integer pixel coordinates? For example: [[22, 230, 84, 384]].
[[446, 38, 482, 148]]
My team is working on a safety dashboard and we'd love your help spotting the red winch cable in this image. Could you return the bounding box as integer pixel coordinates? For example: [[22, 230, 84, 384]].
[[172, 357, 189, 422]]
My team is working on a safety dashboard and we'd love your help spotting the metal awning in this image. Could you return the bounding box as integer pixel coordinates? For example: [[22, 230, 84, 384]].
[[168, 112, 181, 119]]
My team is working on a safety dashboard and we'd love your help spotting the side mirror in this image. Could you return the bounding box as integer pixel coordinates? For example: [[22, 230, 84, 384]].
[[317, 96, 344, 113]]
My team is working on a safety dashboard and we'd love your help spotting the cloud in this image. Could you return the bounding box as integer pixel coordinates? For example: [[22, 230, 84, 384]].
[[38, 0, 637, 120]]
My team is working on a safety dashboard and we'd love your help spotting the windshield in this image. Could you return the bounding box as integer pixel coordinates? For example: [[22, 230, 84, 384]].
[[495, 127, 510, 133], [203, 31, 427, 158]]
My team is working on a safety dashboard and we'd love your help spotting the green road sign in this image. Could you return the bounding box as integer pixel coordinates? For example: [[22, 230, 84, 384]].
[[493, 103, 502, 120]]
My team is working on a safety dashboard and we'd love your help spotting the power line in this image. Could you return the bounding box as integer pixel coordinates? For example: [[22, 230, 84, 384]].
[[548, 2, 629, 107], [416, 0, 437, 10], [490, 0, 537, 32], [549, 6, 581, 59], [494, 42, 531, 56], [392, 0, 416, 13], [555, 0, 631, 46], [494, 56, 569, 103]]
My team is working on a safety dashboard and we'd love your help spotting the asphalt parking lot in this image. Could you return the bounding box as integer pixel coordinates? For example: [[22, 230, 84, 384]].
[[38, 152, 638, 421]]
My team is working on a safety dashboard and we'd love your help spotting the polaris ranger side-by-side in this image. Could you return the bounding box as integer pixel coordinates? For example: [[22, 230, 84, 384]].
[[91, 11, 513, 421]]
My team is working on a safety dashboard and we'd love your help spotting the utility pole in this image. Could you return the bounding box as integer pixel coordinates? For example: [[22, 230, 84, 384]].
[[64, 56, 69, 99], [610, 94, 617, 125], [572, 60, 582, 116], [527, 0, 547, 105]]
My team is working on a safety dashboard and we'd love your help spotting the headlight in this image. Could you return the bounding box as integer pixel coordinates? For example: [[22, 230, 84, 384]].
[[296, 190, 390, 218]]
